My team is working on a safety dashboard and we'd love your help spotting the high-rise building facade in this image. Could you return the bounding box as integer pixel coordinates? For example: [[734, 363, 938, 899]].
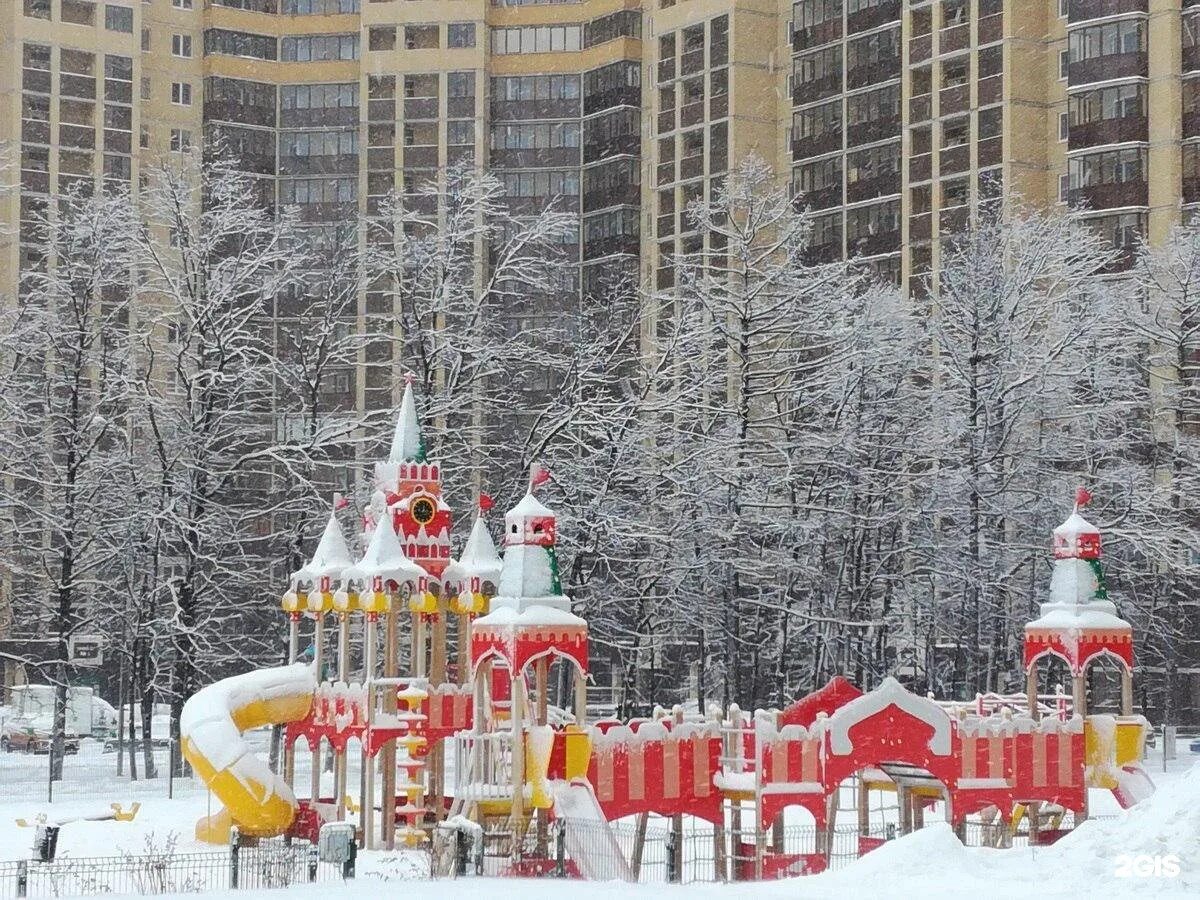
[[3, 0, 1195, 311]]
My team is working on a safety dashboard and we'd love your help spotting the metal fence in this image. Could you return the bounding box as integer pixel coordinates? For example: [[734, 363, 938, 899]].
[[435, 815, 1114, 884], [0, 838, 346, 898]]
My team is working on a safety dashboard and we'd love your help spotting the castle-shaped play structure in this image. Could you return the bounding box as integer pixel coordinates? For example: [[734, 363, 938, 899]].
[[180, 386, 1154, 879]]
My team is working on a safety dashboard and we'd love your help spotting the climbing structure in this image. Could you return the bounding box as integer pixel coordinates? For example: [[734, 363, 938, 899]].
[[180, 378, 1154, 879]]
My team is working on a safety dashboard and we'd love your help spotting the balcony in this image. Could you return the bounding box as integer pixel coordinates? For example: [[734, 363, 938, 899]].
[[909, 212, 932, 242], [793, 20, 842, 52], [847, 0, 900, 34], [490, 99, 580, 121], [680, 101, 705, 128], [710, 92, 728, 120], [1068, 180, 1148, 210], [804, 239, 843, 265], [584, 133, 639, 164], [847, 117, 900, 148], [939, 84, 970, 116], [583, 233, 639, 260], [800, 185, 842, 210], [1068, 0, 1147, 23], [584, 182, 639, 213], [910, 35, 931, 64], [1184, 175, 1200, 205], [910, 94, 932, 122], [794, 73, 843, 106], [847, 58, 900, 91], [940, 144, 969, 175], [979, 13, 1003, 45], [491, 148, 580, 169], [1069, 115, 1148, 148], [910, 153, 932, 182], [978, 75, 1003, 106], [846, 173, 900, 203], [977, 136, 1002, 167], [585, 86, 641, 116], [792, 132, 842, 161], [403, 145, 438, 167], [940, 25, 969, 54], [1184, 43, 1200, 74], [448, 97, 475, 118], [849, 230, 900, 257], [1069, 53, 1147, 86], [1186, 109, 1200, 139], [404, 98, 438, 120]]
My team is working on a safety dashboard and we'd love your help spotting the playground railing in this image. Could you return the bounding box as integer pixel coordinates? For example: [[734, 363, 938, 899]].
[[0, 837, 345, 898]]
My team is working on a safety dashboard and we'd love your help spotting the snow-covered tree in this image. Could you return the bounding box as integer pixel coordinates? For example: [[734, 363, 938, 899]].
[[0, 183, 137, 778]]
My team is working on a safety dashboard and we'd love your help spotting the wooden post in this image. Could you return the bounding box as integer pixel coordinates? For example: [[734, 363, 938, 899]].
[[381, 606, 398, 850], [431, 614, 446, 685], [713, 800, 727, 882], [334, 612, 350, 822], [1120, 668, 1133, 716], [728, 705, 743, 879], [363, 615, 377, 849], [857, 777, 869, 835], [1026, 666, 1040, 721], [535, 659, 548, 726], [1072, 672, 1086, 718], [457, 614, 471, 685], [414, 614, 427, 679], [573, 667, 587, 726], [284, 614, 299, 787], [509, 673, 525, 856], [672, 707, 686, 880]]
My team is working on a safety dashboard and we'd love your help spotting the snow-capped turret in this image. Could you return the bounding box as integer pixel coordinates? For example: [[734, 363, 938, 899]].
[[339, 514, 427, 614], [283, 510, 353, 613], [447, 500, 503, 615], [388, 377, 426, 464], [1024, 490, 1132, 676]]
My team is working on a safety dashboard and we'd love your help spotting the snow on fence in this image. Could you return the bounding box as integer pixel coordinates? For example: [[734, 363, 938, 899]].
[[0, 837, 346, 898]]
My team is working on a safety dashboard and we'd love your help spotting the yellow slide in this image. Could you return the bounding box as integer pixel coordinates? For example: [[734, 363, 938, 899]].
[[181, 664, 315, 843]]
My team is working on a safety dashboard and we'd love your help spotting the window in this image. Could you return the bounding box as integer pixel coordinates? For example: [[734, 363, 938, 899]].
[[282, 0, 360, 11], [141, 76, 151, 100], [171, 82, 192, 105], [793, 100, 841, 141], [140, 125, 149, 148], [206, 30, 278, 60], [490, 25, 583, 54], [369, 27, 396, 52], [793, 156, 842, 196], [1069, 83, 1145, 125], [173, 34, 193, 57], [405, 25, 439, 50], [448, 23, 476, 49], [280, 82, 359, 110], [794, 0, 842, 31], [62, 0, 96, 25], [1068, 147, 1146, 190], [170, 128, 192, 152], [281, 34, 359, 62], [1069, 20, 1145, 63], [1059, 112, 1068, 141], [142, 28, 151, 51], [105, 4, 134, 32], [280, 130, 358, 157], [941, 176, 969, 208], [448, 72, 476, 98], [1058, 0, 1068, 16], [846, 200, 899, 242], [172, 0, 193, 8], [24, 0, 51, 20], [1059, 50, 1069, 80]]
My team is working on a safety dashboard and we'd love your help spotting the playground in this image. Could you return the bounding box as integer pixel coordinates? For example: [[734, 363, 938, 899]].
[[2, 381, 1197, 897]]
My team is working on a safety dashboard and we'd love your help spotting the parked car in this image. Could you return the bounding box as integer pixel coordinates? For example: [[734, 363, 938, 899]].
[[0, 715, 80, 754], [102, 713, 172, 753]]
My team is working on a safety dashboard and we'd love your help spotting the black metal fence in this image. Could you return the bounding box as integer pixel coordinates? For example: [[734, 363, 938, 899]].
[[435, 815, 1112, 884], [0, 838, 347, 898]]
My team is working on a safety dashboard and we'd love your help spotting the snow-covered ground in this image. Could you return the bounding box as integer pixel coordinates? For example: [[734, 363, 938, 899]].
[[0, 736, 1197, 897]]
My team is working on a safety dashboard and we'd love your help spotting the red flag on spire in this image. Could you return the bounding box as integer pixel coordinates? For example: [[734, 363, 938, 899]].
[[333, 492, 349, 510], [479, 492, 495, 514], [531, 464, 551, 490], [1075, 486, 1093, 509]]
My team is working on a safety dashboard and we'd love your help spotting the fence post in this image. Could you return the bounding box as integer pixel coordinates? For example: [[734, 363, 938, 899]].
[[666, 829, 679, 884], [554, 820, 566, 878], [230, 827, 241, 890], [16, 860, 27, 898], [307, 845, 319, 883]]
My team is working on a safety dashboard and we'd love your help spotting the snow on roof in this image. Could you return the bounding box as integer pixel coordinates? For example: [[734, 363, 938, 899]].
[[1027, 602, 1131, 633], [509, 492, 554, 519], [1054, 511, 1099, 538], [475, 603, 584, 627], [387, 381, 425, 464], [344, 514, 425, 586], [458, 516, 502, 581], [292, 511, 353, 583]]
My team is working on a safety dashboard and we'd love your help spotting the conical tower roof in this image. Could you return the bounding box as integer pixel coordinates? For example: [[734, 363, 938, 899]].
[[458, 515, 503, 582], [293, 511, 353, 582], [388, 379, 426, 464], [346, 512, 426, 587]]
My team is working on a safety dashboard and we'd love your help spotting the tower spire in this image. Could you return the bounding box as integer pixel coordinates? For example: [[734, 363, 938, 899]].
[[388, 374, 426, 463]]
